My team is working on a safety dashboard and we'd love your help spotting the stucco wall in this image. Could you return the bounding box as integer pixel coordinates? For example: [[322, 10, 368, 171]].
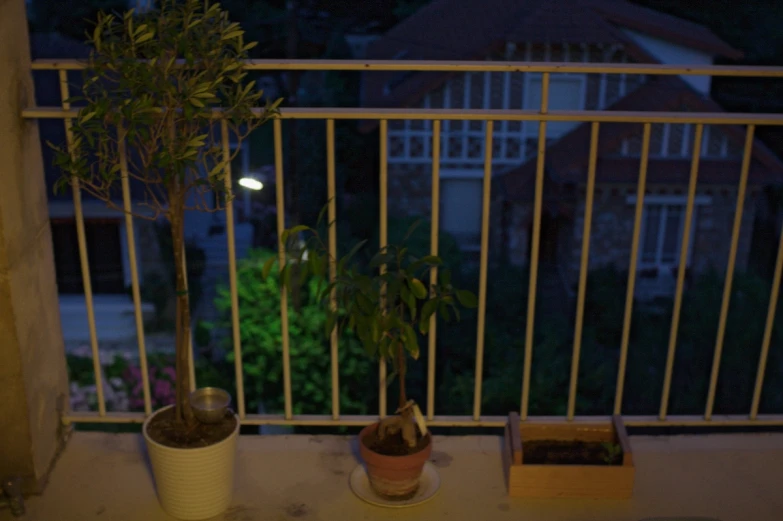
[[0, 0, 70, 493]]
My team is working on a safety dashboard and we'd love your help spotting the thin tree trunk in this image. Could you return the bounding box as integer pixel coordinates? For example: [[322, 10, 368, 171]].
[[170, 194, 195, 426]]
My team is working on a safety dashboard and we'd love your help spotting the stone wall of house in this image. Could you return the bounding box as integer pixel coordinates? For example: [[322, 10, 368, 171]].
[[388, 162, 520, 265], [558, 184, 759, 288], [136, 219, 165, 278]]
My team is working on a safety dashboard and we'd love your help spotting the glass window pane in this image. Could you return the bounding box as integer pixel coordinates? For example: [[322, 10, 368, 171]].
[[642, 205, 661, 263], [524, 76, 583, 138], [441, 178, 483, 246], [661, 205, 683, 263]]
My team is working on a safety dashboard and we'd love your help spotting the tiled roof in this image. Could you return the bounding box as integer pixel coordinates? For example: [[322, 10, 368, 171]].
[[361, 0, 742, 110], [501, 76, 783, 192]]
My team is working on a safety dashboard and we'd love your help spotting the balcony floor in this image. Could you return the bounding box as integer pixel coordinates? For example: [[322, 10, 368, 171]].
[[5, 431, 783, 521]]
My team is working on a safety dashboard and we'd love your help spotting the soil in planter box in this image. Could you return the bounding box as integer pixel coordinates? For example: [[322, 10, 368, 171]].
[[523, 440, 622, 466], [363, 427, 431, 456], [146, 408, 237, 449]]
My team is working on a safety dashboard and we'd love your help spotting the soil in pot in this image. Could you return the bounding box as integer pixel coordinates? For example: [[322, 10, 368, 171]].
[[362, 426, 431, 456], [523, 440, 622, 466], [146, 408, 237, 449]]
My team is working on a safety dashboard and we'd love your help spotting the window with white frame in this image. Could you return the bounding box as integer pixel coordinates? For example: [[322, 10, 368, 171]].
[[619, 124, 740, 159], [630, 196, 709, 270], [440, 172, 484, 250], [524, 74, 586, 140]]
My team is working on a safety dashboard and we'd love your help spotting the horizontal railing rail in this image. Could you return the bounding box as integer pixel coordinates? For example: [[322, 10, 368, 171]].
[[24, 106, 783, 125], [26, 59, 783, 428], [30, 58, 783, 77]]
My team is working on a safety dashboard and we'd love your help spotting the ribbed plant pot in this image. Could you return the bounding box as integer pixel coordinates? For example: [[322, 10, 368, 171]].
[[142, 405, 240, 520], [358, 422, 432, 500]]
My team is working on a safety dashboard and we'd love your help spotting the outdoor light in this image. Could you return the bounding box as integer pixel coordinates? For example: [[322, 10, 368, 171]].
[[238, 177, 263, 190]]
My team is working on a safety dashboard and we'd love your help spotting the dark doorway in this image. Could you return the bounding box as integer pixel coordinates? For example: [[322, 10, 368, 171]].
[[529, 211, 561, 265], [51, 218, 125, 294]]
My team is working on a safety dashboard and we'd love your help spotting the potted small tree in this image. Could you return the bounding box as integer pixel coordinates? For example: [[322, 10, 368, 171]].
[[270, 219, 477, 500], [49, 1, 280, 519]]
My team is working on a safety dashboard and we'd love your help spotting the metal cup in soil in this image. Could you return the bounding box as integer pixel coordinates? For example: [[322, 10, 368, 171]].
[[189, 387, 232, 424]]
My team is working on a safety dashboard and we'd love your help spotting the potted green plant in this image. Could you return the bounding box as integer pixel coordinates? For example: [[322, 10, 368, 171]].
[[270, 219, 477, 500], [49, 1, 280, 518]]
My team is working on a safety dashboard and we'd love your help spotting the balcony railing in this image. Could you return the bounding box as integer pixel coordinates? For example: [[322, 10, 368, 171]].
[[23, 59, 783, 429]]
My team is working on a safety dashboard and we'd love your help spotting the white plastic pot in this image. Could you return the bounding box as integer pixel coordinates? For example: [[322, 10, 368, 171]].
[[142, 405, 240, 520]]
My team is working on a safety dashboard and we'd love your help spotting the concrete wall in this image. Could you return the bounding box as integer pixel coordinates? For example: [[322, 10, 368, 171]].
[[0, 0, 70, 493]]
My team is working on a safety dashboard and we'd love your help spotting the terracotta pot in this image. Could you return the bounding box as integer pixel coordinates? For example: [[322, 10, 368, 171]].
[[358, 422, 432, 500]]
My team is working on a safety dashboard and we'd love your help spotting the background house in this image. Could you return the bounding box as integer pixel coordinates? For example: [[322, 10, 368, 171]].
[[360, 0, 783, 298]]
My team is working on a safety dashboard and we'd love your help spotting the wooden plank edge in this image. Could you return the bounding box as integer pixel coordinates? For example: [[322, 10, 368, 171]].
[[508, 412, 522, 464], [612, 414, 634, 467]]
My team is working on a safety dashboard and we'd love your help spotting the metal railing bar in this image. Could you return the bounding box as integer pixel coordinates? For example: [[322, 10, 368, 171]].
[[62, 412, 783, 427], [521, 72, 549, 420], [119, 137, 152, 415], [31, 59, 783, 77], [614, 122, 652, 415], [567, 121, 600, 420], [326, 119, 340, 420], [750, 215, 783, 419], [472, 121, 493, 421], [705, 125, 755, 420], [222, 119, 246, 419], [273, 118, 293, 420], [659, 123, 704, 420], [59, 69, 105, 417], [427, 120, 441, 420], [26, 107, 783, 126]]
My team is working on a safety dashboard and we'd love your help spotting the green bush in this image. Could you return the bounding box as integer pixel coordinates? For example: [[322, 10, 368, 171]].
[[209, 249, 377, 416]]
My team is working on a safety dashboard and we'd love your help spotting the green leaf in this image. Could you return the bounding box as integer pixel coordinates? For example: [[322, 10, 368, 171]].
[[316, 203, 329, 226], [403, 287, 416, 320], [135, 31, 154, 44], [403, 219, 422, 242], [357, 292, 375, 315], [223, 30, 244, 40], [286, 225, 310, 240], [188, 134, 208, 148], [341, 240, 368, 269], [440, 269, 452, 286], [403, 324, 419, 360], [242, 41, 259, 52], [369, 251, 396, 269], [420, 300, 437, 334], [450, 303, 461, 322], [79, 110, 97, 123], [456, 290, 478, 308], [190, 97, 205, 108], [439, 302, 451, 321], [408, 278, 427, 299]]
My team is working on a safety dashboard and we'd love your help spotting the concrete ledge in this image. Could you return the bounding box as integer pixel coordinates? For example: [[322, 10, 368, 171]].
[[6, 432, 783, 521]]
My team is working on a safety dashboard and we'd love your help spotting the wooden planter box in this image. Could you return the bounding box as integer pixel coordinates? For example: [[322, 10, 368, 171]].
[[502, 413, 635, 499]]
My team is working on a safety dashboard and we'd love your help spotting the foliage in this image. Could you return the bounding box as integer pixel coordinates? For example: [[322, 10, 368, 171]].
[[209, 249, 376, 416], [269, 217, 477, 429], [49, 0, 281, 426], [125, 360, 177, 411], [601, 442, 622, 464]]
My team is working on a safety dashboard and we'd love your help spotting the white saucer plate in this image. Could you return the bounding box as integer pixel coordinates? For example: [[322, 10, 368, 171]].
[[349, 461, 441, 508]]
